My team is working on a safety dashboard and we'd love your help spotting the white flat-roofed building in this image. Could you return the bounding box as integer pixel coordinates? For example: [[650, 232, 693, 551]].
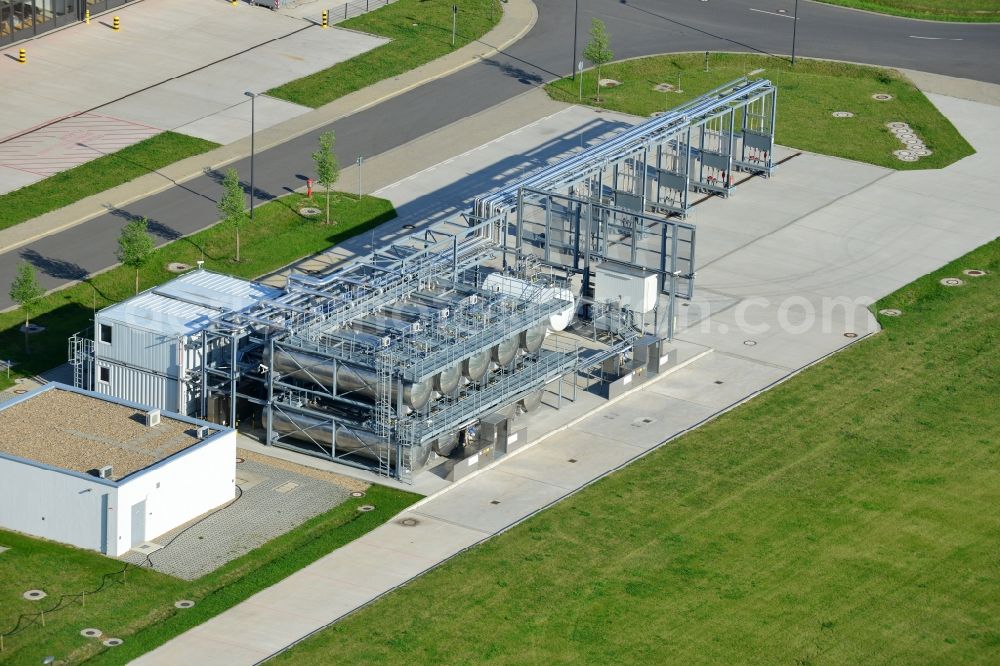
[[0, 383, 235, 556]]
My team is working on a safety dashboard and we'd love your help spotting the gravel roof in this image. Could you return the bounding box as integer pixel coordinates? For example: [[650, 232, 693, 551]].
[[0, 388, 205, 480]]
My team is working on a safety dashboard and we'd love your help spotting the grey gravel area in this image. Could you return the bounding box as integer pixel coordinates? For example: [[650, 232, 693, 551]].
[[121, 458, 354, 579]]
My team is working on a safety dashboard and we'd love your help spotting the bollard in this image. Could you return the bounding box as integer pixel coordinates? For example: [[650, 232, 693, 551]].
[[322, 9, 328, 28], [17, 48, 26, 64], [85, 8, 90, 23], [307, 178, 313, 197], [112, 15, 120, 31]]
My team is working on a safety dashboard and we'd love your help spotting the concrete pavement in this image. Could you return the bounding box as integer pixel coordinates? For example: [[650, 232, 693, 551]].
[[0, 0, 538, 308], [132, 81, 1000, 664]]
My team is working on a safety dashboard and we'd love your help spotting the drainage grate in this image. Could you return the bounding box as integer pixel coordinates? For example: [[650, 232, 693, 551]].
[[879, 308, 903, 317], [102, 638, 123, 647], [714, 380, 724, 385], [490, 500, 501, 505], [844, 332, 858, 338], [568, 459, 578, 464], [80, 628, 102, 638], [831, 111, 854, 118], [235, 457, 245, 464], [23, 589, 46, 601], [963, 269, 986, 277], [744, 340, 758, 346], [399, 518, 419, 527], [886, 121, 909, 130], [350, 490, 365, 498], [174, 600, 195, 609], [940, 277, 965, 287], [872, 93, 893, 101], [358, 504, 375, 512], [133, 541, 163, 554]]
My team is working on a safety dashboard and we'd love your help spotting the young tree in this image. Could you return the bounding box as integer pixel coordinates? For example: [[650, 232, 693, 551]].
[[312, 130, 340, 224], [9, 261, 44, 352], [583, 18, 614, 101], [116, 216, 155, 295], [218, 168, 249, 262]]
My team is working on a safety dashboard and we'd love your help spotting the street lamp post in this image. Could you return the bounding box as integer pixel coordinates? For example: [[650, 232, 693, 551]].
[[791, 0, 800, 66], [571, 0, 579, 80], [244, 91, 257, 221]]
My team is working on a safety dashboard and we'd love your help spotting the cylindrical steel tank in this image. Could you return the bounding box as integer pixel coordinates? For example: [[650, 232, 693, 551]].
[[432, 430, 460, 457], [519, 390, 544, 413], [482, 274, 577, 331], [462, 348, 490, 383], [271, 410, 431, 470], [519, 323, 546, 353], [491, 336, 519, 366], [434, 363, 462, 396], [266, 348, 432, 410]]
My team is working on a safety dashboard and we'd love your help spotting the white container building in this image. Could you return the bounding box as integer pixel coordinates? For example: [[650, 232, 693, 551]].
[[92, 269, 279, 416]]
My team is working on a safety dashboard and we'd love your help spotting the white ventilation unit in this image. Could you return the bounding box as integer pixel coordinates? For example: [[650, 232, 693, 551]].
[[98, 465, 113, 479], [196, 425, 209, 440], [144, 409, 161, 427]]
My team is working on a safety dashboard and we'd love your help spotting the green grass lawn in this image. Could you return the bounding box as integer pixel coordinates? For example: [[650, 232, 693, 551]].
[[0, 484, 419, 664], [814, 0, 1000, 22], [272, 238, 1000, 663], [546, 53, 974, 171], [0, 132, 218, 233], [267, 0, 501, 108], [0, 192, 395, 392]]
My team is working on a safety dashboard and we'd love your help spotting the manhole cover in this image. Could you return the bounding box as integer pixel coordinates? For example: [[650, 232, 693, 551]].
[[398, 518, 419, 527], [963, 269, 986, 277], [886, 121, 909, 130], [174, 600, 195, 609], [80, 628, 102, 638], [893, 150, 917, 162], [490, 500, 501, 505], [903, 136, 923, 145], [912, 148, 933, 157], [940, 277, 964, 287], [299, 207, 322, 217], [235, 456, 245, 464], [879, 308, 903, 317], [13, 389, 27, 394], [831, 111, 854, 118], [890, 127, 911, 135], [896, 132, 916, 141], [743, 340, 757, 346], [166, 262, 192, 273], [844, 332, 858, 338], [402, 223, 416, 229], [358, 504, 375, 512], [653, 82, 675, 93], [350, 490, 365, 498], [23, 589, 46, 601], [872, 93, 893, 101], [568, 458, 578, 463], [102, 638, 123, 647], [598, 78, 621, 88]]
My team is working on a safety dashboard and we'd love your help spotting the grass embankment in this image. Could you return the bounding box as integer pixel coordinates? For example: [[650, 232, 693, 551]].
[[0, 485, 419, 664], [0, 132, 218, 233], [546, 53, 974, 170], [268, 0, 501, 108], [0, 192, 395, 391], [815, 0, 1000, 22], [274, 239, 1000, 663]]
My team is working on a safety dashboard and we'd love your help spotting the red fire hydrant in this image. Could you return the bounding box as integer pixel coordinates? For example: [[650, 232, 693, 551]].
[[307, 178, 313, 198]]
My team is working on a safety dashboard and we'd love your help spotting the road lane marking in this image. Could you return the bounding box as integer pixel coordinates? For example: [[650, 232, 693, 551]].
[[909, 35, 963, 40], [749, 8, 795, 19]]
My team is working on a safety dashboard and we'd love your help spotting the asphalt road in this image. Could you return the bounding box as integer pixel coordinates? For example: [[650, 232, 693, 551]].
[[2, 0, 999, 309]]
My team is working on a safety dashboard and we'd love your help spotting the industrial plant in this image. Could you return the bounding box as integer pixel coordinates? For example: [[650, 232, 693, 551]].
[[70, 77, 777, 483]]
